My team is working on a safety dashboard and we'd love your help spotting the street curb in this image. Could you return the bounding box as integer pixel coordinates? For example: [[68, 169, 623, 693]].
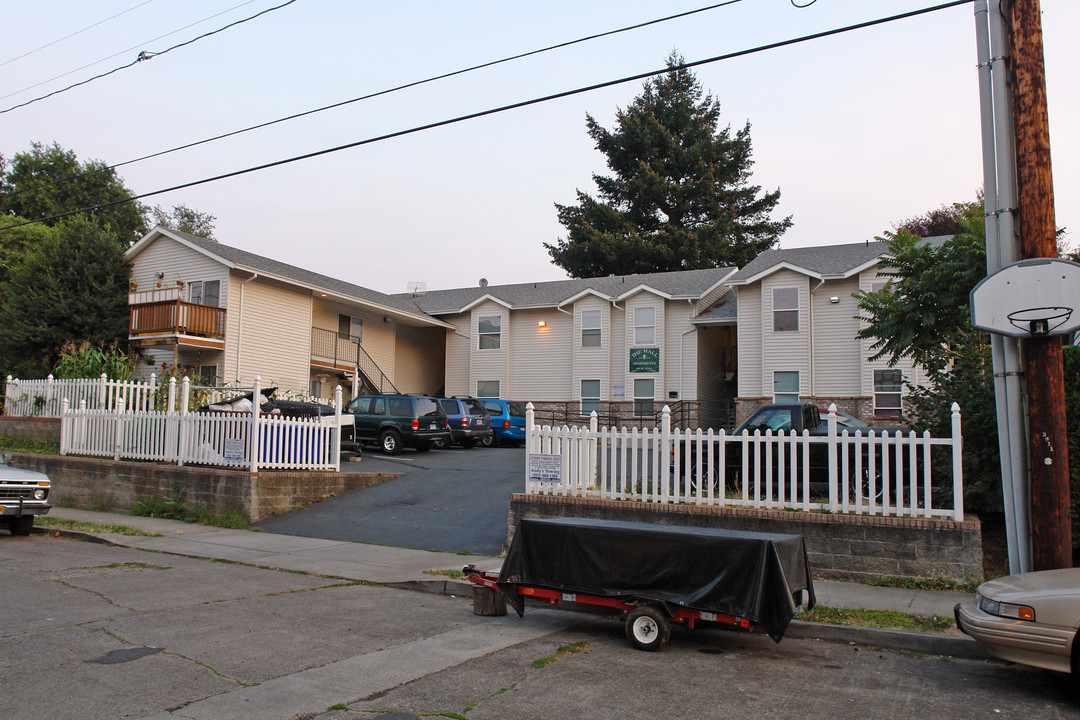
[[785, 620, 989, 659]]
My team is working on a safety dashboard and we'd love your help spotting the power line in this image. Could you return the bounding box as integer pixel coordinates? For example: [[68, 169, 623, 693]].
[[0, 0, 974, 233], [0, 0, 296, 114], [0, 0, 159, 68], [3, 0, 747, 199]]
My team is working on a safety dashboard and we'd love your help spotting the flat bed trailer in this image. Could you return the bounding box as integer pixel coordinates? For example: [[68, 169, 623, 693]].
[[466, 517, 815, 651]]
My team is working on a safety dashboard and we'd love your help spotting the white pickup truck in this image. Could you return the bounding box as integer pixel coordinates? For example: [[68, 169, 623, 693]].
[[0, 453, 51, 536]]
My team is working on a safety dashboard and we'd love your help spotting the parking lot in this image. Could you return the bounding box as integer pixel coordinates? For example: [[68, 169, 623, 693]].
[[255, 444, 524, 555]]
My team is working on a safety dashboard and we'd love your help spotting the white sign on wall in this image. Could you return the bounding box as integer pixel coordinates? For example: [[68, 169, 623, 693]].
[[224, 438, 245, 462], [611, 384, 625, 398]]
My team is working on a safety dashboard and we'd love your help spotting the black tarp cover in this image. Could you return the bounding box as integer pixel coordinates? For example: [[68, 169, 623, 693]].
[[498, 517, 815, 641]]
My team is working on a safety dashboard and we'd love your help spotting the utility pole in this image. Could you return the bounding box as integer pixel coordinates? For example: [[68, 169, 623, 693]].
[[1008, 0, 1072, 569]]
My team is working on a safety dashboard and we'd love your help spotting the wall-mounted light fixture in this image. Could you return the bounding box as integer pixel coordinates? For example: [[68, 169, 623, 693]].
[[538, 320, 546, 327], [829, 297, 840, 304]]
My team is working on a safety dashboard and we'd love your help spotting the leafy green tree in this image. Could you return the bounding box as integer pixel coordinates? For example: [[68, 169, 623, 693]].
[[1064, 345, 1080, 561], [545, 54, 791, 277], [150, 202, 216, 240], [0, 142, 147, 245], [0, 217, 130, 379]]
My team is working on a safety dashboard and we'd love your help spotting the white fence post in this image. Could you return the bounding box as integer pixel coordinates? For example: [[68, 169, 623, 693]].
[[98, 373, 108, 410], [951, 402, 964, 521], [827, 403, 839, 513], [250, 375, 262, 473], [60, 398, 70, 455], [660, 406, 671, 504], [114, 397, 125, 461], [180, 376, 190, 415], [168, 376, 177, 413], [334, 385, 343, 472]]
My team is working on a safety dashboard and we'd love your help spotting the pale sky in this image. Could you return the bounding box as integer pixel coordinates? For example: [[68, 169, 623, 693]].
[[2, 0, 1076, 294]]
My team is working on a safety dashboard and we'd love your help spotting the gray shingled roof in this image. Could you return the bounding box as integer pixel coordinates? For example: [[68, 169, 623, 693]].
[[692, 291, 738, 323], [726, 236, 953, 285], [152, 228, 434, 320], [397, 267, 737, 315]]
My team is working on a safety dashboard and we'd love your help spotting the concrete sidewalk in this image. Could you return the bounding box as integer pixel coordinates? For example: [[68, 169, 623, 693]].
[[42, 507, 984, 658]]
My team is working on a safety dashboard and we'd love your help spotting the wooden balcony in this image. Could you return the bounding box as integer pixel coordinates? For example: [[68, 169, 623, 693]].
[[129, 295, 226, 349]]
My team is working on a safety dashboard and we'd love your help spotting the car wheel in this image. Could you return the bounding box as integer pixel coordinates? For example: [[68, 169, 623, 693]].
[[625, 606, 670, 652], [415, 441, 432, 453], [480, 433, 496, 447], [10, 515, 34, 536], [432, 436, 447, 449], [379, 430, 402, 455]]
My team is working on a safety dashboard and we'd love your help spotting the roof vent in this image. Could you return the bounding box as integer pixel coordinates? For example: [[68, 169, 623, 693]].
[[407, 281, 426, 296], [479, 278, 488, 287]]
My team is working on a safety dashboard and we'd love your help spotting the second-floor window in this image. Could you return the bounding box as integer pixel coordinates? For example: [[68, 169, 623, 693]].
[[773, 288, 798, 331], [634, 307, 655, 345], [478, 316, 501, 349], [189, 280, 220, 307], [581, 310, 601, 347], [339, 314, 362, 342]]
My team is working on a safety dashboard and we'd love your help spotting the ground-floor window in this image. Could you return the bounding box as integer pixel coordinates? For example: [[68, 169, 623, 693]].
[[773, 371, 799, 403], [477, 380, 500, 398], [874, 369, 903, 418], [580, 379, 600, 415], [634, 378, 654, 416]]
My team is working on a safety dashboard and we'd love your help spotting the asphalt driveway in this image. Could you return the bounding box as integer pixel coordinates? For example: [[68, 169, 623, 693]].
[[254, 445, 524, 555]]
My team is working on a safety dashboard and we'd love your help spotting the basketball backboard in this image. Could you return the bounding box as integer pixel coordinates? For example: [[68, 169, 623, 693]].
[[970, 258, 1080, 338]]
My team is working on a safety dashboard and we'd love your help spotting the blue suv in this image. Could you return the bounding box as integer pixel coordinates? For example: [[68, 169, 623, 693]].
[[479, 399, 527, 447], [435, 397, 492, 448]]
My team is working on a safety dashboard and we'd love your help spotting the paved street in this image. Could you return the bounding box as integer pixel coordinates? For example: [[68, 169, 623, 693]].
[[255, 445, 524, 555], [3, 532, 1077, 720]]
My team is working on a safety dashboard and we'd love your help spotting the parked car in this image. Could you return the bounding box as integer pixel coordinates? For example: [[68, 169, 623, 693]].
[[0, 452, 51, 536], [955, 568, 1080, 674], [479, 399, 527, 446], [817, 407, 870, 430], [434, 397, 493, 449], [343, 394, 449, 455]]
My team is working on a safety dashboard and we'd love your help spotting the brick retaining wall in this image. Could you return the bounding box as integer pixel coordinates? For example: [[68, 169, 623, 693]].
[[0, 416, 61, 443], [509, 494, 983, 583], [4, 452, 399, 522]]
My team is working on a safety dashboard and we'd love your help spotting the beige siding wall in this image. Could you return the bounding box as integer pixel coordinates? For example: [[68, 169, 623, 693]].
[[736, 285, 763, 396], [512, 308, 572, 401], [610, 304, 627, 400], [234, 278, 312, 394], [130, 237, 229, 306], [394, 325, 445, 394], [444, 314, 471, 397], [761, 271, 811, 398], [572, 296, 610, 404], [470, 302, 509, 398], [810, 277, 862, 395], [664, 301, 697, 401]]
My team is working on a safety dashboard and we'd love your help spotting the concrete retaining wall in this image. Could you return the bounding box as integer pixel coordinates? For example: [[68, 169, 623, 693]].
[[5, 452, 398, 522], [0, 417, 61, 443], [509, 494, 984, 583]]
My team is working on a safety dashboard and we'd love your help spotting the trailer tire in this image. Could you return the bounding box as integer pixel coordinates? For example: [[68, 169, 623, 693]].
[[625, 606, 670, 651]]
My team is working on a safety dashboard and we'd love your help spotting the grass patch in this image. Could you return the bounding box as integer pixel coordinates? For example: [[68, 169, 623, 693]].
[[423, 568, 466, 580], [532, 641, 589, 668], [0, 435, 61, 455], [36, 517, 161, 536], [796, 605, 955, 632], [859, 575, 981, 594], [132, 483, 248, 529]]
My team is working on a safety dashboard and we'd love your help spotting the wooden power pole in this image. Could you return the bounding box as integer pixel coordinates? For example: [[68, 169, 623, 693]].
[[1008, 0, 1072, 569]]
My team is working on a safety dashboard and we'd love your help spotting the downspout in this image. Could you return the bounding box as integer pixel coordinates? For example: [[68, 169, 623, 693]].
[[809, 279, 824, 400], [679, 326, 695, 401], [235, 273, 259, 382]]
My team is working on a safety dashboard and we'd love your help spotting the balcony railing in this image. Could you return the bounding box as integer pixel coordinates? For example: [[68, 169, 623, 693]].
[[130, 299, 226, 339]]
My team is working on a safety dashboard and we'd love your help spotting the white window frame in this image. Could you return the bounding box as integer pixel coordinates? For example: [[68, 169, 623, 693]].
[[477, 380, 500, 398], [189, 280, 220, 307], [871, 280, 890, 294], [772, 287, 799, 332], [580, 379, 601, 415], [773, 371, 800, 404], [478, 316, 501, 350], [874, 369, 904, 418], [633, 378, 654, 416], [581, 310, 602, 348], [634, 306, 655, 346]]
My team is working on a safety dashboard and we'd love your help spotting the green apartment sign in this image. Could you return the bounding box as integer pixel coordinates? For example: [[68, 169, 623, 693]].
[[629, 347, 660, 373]]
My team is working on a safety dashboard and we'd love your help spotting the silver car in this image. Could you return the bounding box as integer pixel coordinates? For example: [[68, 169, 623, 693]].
[[955, 568, 1080, 674], [0, 453, 52, 536]]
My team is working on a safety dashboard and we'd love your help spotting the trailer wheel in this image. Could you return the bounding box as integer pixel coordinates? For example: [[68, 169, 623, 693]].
[[625, 606, 670, 651]]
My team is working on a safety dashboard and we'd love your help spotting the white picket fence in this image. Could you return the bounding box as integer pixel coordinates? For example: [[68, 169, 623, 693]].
[[60, 378, 342, 472], [525, 403, 965, 521], [4, 374, 159, 417]]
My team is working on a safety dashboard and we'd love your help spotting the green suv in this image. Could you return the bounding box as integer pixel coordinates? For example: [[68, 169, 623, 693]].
[[344, 394, 450, 455]]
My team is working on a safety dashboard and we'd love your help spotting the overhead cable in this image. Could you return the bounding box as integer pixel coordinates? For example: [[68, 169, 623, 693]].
[[4, 0, 746, 198], [0, 0, 297, 114], [0, 0, 974, 232]]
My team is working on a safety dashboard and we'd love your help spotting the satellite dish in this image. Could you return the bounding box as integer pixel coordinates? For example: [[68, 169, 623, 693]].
[[479, 278, 488, 287], [406, 281, 426, 296]]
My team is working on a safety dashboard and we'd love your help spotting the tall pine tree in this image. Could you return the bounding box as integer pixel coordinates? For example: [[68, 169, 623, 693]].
[[546, 54, 791, 277]]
